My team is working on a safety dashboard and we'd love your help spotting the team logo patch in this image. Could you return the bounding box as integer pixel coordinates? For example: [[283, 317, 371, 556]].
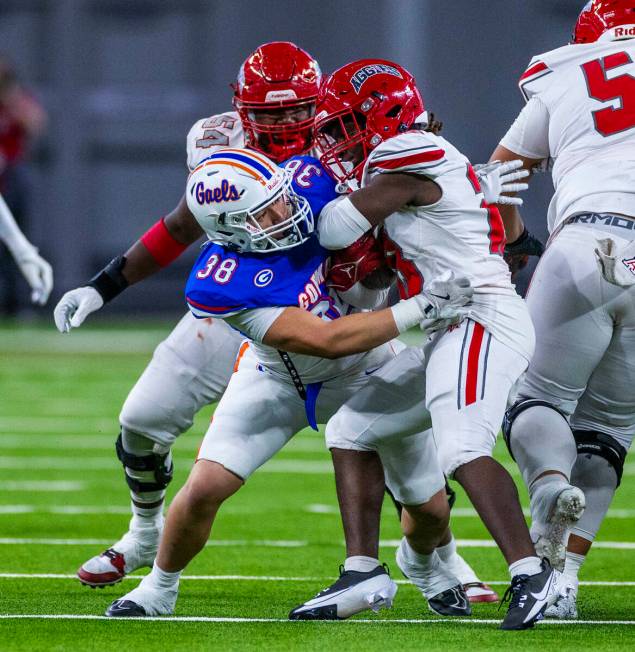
[[350, 64, 403, 94], [621, 257, 635, 276], [195, 179, 240, 205], [254, 268, 274, 287]]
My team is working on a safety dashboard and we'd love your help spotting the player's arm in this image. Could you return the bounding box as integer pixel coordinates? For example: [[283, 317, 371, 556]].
[[0, 192, 53, 305], [262, 273, 473, 359], [318, 173, 440, 250], [54, 195, 203, 332]]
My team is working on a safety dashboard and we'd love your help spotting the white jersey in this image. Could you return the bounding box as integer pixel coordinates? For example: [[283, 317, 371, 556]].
[[186, 111, 245, 171], [362, 131, 534, 361], [500, 39, 635, 233]]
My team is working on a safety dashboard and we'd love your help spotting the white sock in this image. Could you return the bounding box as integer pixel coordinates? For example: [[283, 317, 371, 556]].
[[562, 551, 585, 584], [509, 556, 543, 578], [130, 510, 164, 533], [435, 536, 457, 563], [344, 555, 380, 573], [529, 472, 568, 500], [402, 539, 437, 569], [148, 563, 181, 589]]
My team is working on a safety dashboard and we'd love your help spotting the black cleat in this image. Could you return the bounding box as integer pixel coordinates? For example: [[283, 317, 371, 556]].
[[499, 559, 558, 630], [105, 599, 147, 617], [428, 585, 471, 616], [289, 564, 397, 620]]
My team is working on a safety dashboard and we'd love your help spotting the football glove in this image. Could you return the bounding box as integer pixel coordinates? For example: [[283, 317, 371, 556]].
[[418, 272, 473, 332], [54, 286, 104, 333], [595, 237, 635, 288], [327, 232, 385, 292], [504, 227, 545, 276], [13, 245, 53, 305], [474, 160, 529, 206]]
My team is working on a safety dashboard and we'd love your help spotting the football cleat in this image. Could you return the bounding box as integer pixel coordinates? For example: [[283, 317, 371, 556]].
[[463, 582, 499, 604], [105, 575, 178, 617], [396, 539, 471, 617], [288, 564, 397, 620], [441, 550, 499, 603], [545, 579, 578, 619], [530, 483, 585, 571], [499, 559, 559, 630], [77, 527, 160, 588]]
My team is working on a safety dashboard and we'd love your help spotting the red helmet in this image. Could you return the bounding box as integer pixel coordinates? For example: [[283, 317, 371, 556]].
[[233, 41, 321, 162], [572, 1, 635, 43], [315, 59, 426, 184]]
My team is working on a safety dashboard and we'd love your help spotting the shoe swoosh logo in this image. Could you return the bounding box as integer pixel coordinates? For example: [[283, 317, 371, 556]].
[[301, 587, 350, 608], [530, 576, 553, 603], [430, 293, 450, 300], [364, 366, 381, 375]]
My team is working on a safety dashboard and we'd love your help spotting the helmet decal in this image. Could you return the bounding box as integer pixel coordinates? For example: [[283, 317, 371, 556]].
[[350, 63, 404, 94]]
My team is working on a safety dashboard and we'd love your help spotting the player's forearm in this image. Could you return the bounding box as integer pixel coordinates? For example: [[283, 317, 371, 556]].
[[498, 203, 525, 243], [274, 309, 400, 359], [0, 192, 35, 258]]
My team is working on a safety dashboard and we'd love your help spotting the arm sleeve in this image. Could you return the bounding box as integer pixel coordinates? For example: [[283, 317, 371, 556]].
[[0, 192, 35, 258], [499, 96, 551, 160], [224, 306, 285, 343], [318, 196, 373, 250]]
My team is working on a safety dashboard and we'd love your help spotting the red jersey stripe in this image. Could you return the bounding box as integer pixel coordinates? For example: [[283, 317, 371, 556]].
[[465, 322, 485, 406], [186, 297, 240, 314], [371, 149, 445, 170], [519, 61, 548, 83]]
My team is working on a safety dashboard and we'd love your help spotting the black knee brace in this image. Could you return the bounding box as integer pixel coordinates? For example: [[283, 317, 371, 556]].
[[502, 398, 569, 461], [573, 430, 627, 488], [115, 432, 174, 493]]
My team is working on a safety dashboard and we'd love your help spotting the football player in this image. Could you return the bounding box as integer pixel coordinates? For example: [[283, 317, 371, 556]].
[[490, 0, 635, 618], [0, 190, 52, 304], [313, 59, 560, 630], [103, 148, 473, 617], [54, 41, 493, 611]]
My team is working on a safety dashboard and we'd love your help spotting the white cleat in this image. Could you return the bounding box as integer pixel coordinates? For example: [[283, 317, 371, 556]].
[[105, 574, 178, 617], [288, 564, 397, 620], [530, 483, 585, 571], [77, 527, 161, 588], [545, 579, 578, 619], [396, 539, 471, 616]]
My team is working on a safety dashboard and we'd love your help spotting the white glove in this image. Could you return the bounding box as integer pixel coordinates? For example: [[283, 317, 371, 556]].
[[391, 272, 473, 334], [474, 159, 529, 206], [595, 237, 635, 288], [13, 245, 54, 305], [417, 273, 473, 332], [53, 286, 104, 333]]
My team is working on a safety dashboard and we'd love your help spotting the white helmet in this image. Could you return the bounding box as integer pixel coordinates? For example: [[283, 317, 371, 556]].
[[186, 148, 314, 252]]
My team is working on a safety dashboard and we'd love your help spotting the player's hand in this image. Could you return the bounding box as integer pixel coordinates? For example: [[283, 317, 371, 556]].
[[595, 237, 635, 288], [474, 160, 529, 206], [53, 286, 104, 333], [326, 232, 385, 292], [504, 227, 545, 277], [14, 246, 54, 305], [416, 272, 473, 331]]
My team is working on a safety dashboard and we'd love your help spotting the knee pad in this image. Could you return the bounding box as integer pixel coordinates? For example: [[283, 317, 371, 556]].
[[573, 430, 627, 487], [116, 430, 174, 494], [502, 398, 569, 460]]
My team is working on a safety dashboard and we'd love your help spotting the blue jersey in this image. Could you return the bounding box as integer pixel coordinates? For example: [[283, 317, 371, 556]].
[[185, 156, 339, 319]]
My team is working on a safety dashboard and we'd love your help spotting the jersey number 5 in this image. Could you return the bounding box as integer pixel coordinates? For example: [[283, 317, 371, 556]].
[[581, 51, 635, 137]]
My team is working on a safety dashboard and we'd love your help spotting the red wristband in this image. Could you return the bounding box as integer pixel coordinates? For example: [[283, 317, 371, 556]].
[[140, 218, 188, 267]]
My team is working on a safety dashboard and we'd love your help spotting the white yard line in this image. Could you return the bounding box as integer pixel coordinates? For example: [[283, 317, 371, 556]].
[[0, 537, 634, 550], [0, 573, 634, 587], [0, 614, 633, 625], [0, 481, 85, 492]]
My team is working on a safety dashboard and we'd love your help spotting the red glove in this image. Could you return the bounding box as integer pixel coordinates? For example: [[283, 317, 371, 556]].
[[326, 232, 385, 292]]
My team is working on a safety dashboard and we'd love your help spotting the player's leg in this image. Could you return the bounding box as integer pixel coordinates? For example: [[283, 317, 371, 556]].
[[293, 347, 468, 618], [105, 348, 307, 616], [546, 301, 635, 618], [503, 229, 616, 568], [426, 320, 557, 629], [78, 314, 242, 587]]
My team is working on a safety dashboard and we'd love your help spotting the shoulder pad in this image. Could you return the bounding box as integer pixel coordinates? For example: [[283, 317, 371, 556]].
[[186, 111, 242, 171], [367, 132, 447, 175]]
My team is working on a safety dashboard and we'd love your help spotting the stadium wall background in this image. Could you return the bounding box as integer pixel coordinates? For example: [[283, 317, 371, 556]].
[[0, 0, 582, 315]]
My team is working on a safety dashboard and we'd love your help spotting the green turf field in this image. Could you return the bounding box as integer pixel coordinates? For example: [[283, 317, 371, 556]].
[[0, 322, 634, 651]]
